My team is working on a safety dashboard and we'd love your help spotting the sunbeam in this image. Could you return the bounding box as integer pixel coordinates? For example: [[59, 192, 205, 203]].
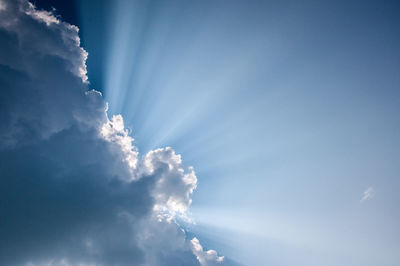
[[43, 0, 400, 265]]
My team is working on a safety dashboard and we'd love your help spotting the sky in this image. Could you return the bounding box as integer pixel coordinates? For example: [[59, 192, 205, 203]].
[[2, 0, 400, 265]]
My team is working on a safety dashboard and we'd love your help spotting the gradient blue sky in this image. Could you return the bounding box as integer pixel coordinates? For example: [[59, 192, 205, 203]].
[[35, 0, 400, 265]]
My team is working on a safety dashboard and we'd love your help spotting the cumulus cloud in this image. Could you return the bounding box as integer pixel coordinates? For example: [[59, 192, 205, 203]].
[[191, 238, 225, 266], [0, 0, 224, 265], [360, 187, 375, 203]]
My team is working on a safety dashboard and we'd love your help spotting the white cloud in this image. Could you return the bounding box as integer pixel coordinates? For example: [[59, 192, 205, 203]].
[[142, 147, 197, 216], [101, 114, 139, 178], [191, 237, 225, 266], [0, 0, 225, 265], [360, 187, 375, 203], [25, 2, 59, 26]]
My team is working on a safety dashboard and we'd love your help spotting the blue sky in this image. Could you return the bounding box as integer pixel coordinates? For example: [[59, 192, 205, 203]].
[[19, 0, 400, 265]]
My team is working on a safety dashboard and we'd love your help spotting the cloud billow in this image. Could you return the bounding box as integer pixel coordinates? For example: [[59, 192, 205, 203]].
[[0, 0, 224, 265]]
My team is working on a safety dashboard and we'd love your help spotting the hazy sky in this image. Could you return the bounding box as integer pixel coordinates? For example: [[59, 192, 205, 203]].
[[18, 0, 400, 265]]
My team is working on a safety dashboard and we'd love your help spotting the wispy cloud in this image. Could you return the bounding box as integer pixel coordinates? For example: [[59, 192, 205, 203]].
[[360, 187, 375, 203]]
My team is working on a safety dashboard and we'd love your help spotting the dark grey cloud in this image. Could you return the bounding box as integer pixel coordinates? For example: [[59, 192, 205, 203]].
[[0, 0, 224, 265]]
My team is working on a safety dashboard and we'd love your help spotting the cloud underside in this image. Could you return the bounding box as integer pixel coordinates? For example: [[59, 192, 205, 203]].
[[0, 0, 224, 265]]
